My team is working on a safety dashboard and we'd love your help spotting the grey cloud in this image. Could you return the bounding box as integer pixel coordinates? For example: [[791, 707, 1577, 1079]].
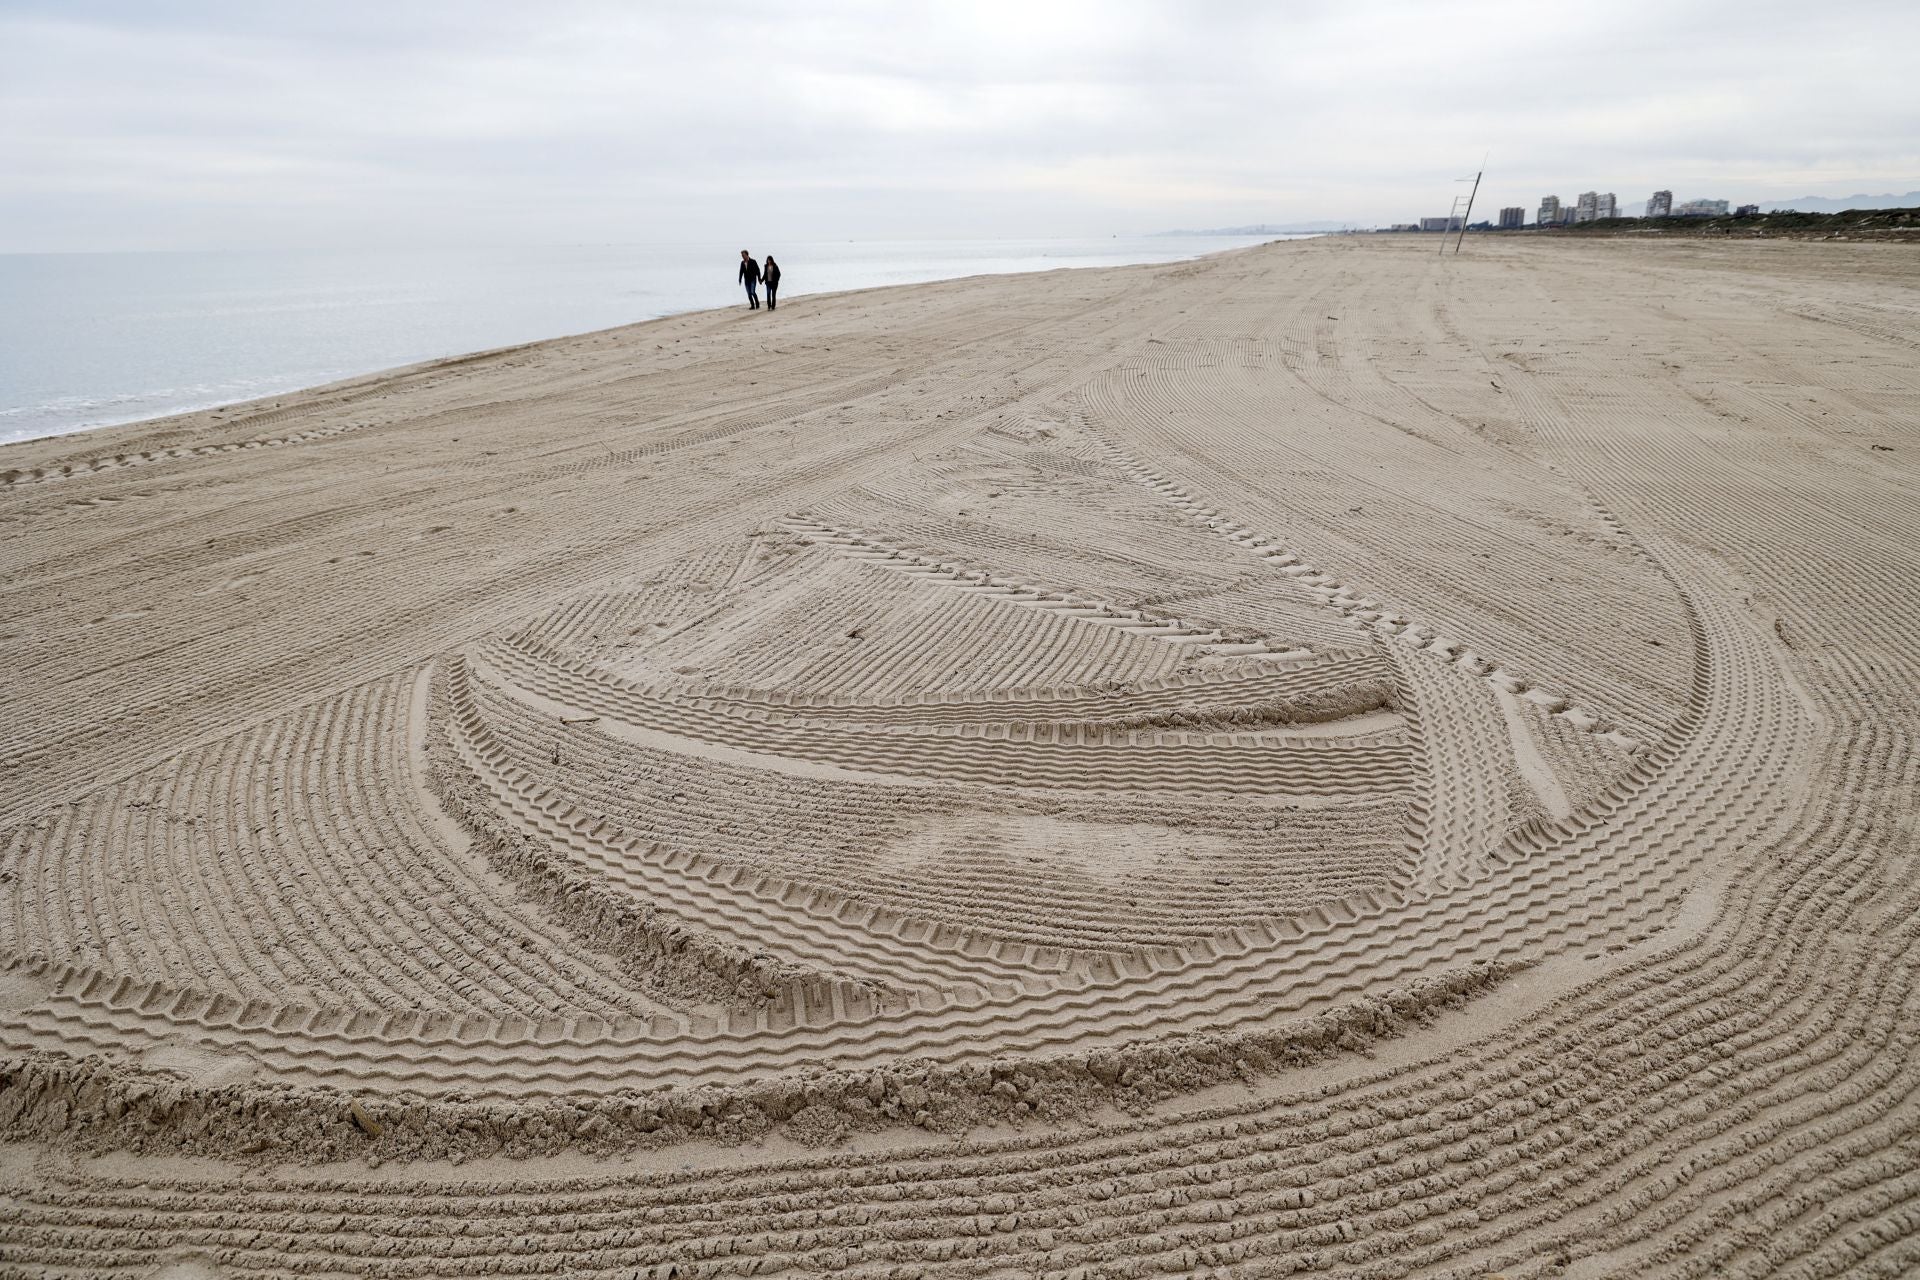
[[1, 0, 1913, 250]]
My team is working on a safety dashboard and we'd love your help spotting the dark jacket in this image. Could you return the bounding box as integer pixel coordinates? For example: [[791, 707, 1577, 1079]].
[[739, 257, 760, 285], [763, 259, 781, 287]]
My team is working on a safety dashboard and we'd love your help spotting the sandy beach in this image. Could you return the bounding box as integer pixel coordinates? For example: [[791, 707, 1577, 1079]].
[[3, 233, 1918, 1275]]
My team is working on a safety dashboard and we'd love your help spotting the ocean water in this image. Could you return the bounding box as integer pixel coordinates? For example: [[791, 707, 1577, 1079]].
[[0, 236, 1298, 445]]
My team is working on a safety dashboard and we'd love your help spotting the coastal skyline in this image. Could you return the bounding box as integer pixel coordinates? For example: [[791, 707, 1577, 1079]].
[[3, 0, 1915, 253]]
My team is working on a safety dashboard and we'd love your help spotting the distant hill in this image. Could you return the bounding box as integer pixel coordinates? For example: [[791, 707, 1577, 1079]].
[[1762, 191, 1920, 214]]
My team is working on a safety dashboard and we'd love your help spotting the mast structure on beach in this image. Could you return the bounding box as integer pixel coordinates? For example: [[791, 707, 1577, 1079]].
[[1453, 168, 1483, 255], [1440, 158, 1487, 255]]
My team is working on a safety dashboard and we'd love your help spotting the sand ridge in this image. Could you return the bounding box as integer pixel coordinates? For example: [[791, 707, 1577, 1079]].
[[3, 235, 1919, 1276]]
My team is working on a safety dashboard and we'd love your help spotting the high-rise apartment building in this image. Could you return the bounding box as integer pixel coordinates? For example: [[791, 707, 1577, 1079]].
[[1538, 195, 1562, 226], [1675, 198, 1730, 217], [1498, 207, 1525, 229], [1419, 216, 1461, 233], [1647, 190, 1673, 218], [1571, 192, 1619, 223]]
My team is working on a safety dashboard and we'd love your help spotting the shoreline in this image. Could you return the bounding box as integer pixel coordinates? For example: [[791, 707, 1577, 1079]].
[[1, 235, 1298, 451]]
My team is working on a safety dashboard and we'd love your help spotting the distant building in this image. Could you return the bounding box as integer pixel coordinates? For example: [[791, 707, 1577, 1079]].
[[1735, 203, 1760, 217], [1419, 216, 1462, 233], [1498, 206, 1525, 229], [1574, 191, 1618, 223], [1538, 195, 1562, 226], [1675, 198, 1730, 217], [1647, 190, 1673, 218]]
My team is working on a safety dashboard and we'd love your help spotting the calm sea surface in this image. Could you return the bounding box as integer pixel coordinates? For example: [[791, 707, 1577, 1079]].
[[0, 236, 1298, 445]]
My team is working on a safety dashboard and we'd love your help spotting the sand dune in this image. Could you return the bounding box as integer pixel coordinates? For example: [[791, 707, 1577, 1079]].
[[3, 234, 1918, 1276]]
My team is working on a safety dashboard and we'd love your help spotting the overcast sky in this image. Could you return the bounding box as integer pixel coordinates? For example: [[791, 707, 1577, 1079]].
[[3, 0, 1914, 251]]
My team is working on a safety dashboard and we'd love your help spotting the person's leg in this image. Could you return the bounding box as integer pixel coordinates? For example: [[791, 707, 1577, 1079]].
[[767, 283, 777, 310], [746, 282, 758, 308]]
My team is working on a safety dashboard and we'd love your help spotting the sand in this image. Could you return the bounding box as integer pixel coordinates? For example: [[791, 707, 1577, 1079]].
[[2, 233, 1917, 1276]]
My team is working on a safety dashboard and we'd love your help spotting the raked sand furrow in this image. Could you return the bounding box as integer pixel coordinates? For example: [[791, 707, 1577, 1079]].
[[444, 656, 1062, 994], [0, 562, 1803, 1102], [7, 529, 1781, 1113], [3, 234, 1917, 1278]]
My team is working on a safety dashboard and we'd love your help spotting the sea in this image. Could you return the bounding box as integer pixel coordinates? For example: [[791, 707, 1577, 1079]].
[[0, 235, 1300, 445]]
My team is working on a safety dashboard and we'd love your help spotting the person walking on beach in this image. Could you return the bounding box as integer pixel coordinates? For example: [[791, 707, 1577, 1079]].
[[738, 250, 761, 310], [762, 255, 781, 311]]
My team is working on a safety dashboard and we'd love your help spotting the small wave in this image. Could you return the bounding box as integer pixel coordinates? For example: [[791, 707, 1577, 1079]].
[[0, 373, 347, 446]]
